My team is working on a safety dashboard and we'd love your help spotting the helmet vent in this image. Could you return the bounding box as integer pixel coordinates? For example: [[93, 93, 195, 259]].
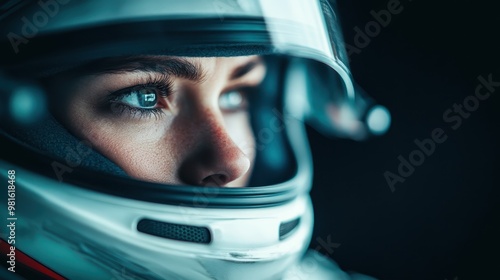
[[137, 219, 211, 244], [279, 218, 301, 240]]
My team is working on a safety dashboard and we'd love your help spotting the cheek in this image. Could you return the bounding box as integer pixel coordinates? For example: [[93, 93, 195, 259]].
[[99, 129, 180, 183], [67, 106, 180, 183]]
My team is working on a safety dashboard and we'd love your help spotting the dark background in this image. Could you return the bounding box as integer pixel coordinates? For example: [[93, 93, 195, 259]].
[[309, 0, 499, 279]]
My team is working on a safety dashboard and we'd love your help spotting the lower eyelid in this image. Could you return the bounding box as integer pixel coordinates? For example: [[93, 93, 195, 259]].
[[108, 102, 165, 120]]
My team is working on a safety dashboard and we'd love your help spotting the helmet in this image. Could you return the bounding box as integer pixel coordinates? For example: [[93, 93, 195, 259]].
[[0, 0, 389, 279]]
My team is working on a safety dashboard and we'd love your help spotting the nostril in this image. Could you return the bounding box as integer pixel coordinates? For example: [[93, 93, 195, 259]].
[[201, 174, 228, 187]]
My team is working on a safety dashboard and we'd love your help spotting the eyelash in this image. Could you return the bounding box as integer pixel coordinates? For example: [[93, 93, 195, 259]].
[[106, 75, 253, 119], [107, 75, 173, 119]]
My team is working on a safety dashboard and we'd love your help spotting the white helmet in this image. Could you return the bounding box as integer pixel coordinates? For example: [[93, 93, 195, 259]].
[[0, 0, 389, 279]]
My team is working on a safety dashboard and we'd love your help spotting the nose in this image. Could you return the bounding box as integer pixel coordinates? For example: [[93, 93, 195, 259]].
[[178, 112, 251, 187]]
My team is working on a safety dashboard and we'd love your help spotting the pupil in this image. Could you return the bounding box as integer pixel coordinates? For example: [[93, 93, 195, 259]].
[[228, 92, 241, 105], [138, 89, 157, 107]]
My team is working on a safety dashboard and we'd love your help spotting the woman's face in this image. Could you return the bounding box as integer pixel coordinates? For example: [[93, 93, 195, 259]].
[[53, 56, 266, 187]]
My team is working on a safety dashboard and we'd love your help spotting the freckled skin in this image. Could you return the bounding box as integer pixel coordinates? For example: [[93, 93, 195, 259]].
[[53, 56, 265, 187]]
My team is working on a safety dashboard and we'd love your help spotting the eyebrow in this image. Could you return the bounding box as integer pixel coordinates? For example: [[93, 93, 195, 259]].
[[80, 56, 204, 81], [230, 58, 262, 80], [77, 56, 264, 82]]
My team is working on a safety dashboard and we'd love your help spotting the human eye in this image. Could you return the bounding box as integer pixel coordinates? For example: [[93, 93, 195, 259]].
[[107, 77, 173, 119], [115, 87, 159, 108], [219, 89, 249, 112]]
